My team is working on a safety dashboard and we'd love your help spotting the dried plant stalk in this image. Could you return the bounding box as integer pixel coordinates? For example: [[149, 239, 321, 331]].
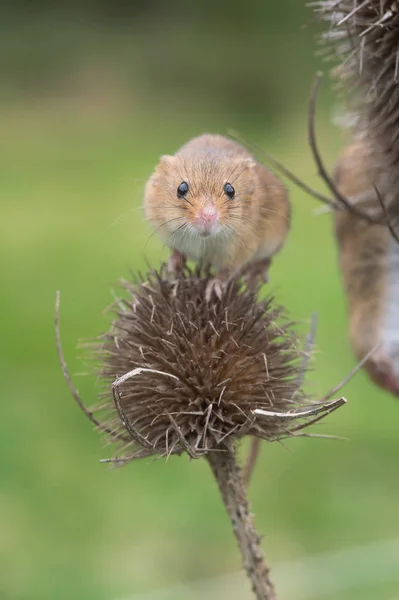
[[207, 447, 276, 600]]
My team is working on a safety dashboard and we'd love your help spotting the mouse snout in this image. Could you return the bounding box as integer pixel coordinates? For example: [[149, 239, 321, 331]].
[[199, 204, 218, 222], [195, 204, 219, 236]]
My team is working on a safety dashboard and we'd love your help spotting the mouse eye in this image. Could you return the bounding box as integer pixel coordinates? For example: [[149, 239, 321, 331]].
[[224, 182, 235, 199], [177, 181, 189, 198]]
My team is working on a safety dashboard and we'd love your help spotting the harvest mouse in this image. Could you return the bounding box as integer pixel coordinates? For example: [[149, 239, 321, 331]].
[[143, 133, 291, 299], [333, 139, 399, 397]]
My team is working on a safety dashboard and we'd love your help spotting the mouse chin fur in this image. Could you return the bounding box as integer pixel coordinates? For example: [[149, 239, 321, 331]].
[[170, 223, 232, 265]]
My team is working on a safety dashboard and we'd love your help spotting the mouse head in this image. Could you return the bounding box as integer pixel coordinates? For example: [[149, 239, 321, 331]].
[[146, 152, 258, 238]]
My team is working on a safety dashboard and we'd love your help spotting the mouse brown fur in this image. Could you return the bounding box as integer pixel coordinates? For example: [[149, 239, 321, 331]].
[[334, 140, 399, 396], [144, 133, 291, 298]]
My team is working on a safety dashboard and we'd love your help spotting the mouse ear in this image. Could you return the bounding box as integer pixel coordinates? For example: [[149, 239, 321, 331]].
[[243, 157, 257, 170], [159, 155, 176, 169]]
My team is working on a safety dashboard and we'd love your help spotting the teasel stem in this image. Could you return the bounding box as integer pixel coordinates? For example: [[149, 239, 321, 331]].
[[207, 447, 277, 600]]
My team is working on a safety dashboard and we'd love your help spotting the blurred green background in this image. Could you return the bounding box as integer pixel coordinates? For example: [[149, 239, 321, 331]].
[[1, 2, 399, 599]]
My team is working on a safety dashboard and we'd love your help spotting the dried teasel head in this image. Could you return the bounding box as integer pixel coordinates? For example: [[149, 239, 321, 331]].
[[53, 265, 350, 466], [312, 1, 399, 226], [313, 1, 399, 130]]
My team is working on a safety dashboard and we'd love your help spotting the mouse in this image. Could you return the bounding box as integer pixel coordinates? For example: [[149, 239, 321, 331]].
[[143, 133, 291, 299], [333, 138, 399, 397]]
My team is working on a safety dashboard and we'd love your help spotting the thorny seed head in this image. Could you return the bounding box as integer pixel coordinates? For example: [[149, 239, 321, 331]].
[[312, 1, 399, 222], [83, 265, 346, 465], [313, 1, 399, 111]]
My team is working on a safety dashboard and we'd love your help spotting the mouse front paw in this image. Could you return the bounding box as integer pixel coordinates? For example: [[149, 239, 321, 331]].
[[205, 277, 226, 303]]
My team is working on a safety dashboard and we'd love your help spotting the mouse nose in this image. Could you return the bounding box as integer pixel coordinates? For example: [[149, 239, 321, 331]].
[[198, 204, 218, 224]]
